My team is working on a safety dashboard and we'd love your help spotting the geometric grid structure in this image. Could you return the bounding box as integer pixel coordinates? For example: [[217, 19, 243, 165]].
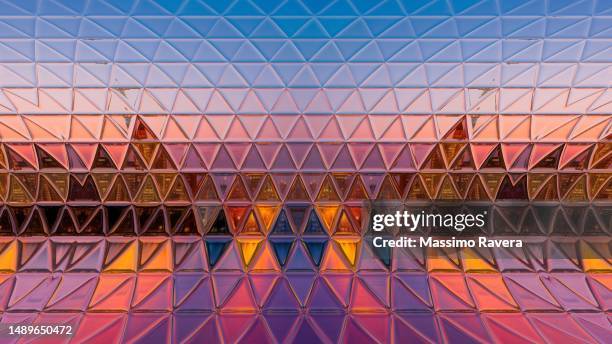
[[0, 0, 610, 342]]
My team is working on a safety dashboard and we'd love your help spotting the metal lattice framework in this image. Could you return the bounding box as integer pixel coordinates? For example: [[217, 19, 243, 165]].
[[0, 0, 609, 343]]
